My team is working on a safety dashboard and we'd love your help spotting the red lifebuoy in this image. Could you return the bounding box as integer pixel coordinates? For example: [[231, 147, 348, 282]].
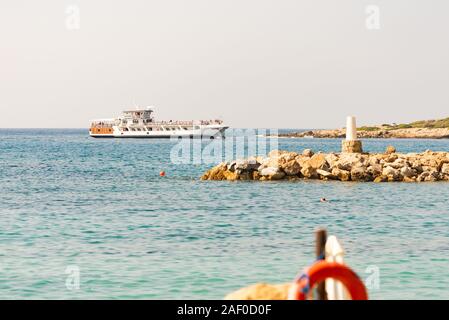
[[292, 261, 368, 300]]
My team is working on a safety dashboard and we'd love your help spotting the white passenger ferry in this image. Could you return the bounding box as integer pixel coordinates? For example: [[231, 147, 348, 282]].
[[89, 107, 228, 138]]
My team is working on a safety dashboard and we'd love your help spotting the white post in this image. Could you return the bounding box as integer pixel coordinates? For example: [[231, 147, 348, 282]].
[[342, 116, 362, 153], [346, 116, 357, 141], [325, 235, 350, 300]]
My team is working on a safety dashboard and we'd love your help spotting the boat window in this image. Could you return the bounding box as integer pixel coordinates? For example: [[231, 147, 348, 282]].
[[194, 126, 200, 130]]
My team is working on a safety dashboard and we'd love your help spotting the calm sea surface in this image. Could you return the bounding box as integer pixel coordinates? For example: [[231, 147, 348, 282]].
[[0, 129, 448, 299]]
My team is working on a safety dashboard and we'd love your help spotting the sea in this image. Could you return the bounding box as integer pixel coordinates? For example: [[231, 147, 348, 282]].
[[0, 129, 448, 299]]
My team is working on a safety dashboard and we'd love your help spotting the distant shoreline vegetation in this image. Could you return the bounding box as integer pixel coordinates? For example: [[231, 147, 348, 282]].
[[274, 117, 449, 139], [358, 117, 449, 131]]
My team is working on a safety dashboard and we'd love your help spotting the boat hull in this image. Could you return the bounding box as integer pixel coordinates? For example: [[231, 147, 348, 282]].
[[89, 125, 228, 139]]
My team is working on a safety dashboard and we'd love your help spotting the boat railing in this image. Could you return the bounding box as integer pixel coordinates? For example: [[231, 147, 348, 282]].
[[116, 119, 224, 127], [90, 122, 114, 128]]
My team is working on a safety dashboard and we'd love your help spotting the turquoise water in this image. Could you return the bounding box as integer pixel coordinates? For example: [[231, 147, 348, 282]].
[[0, 129, 448, 299]]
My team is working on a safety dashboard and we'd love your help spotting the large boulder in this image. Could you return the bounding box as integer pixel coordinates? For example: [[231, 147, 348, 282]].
[[382, 166, 401, 181], [309, 153, 329, 170], [374, 176, 387, 183], [388, 158, 408, 169], [351, 166, 372, 181], [201, 163, 227, 180], [223, 170, 239, 181], [335, 153, 362, 171], [400, 166, 417, 178], [235, 158, 260, 171], [384, 154, 398, 163], [331, 168, 351, 181], [282, 160, 301, 176], [301, 163, 318, 179], [317, 169, 334, 179], [367, 164, 382, 177], [259, 167, 285, 180], [441, 163, 449, 175], [417, 170, 439, 182], [385, 145, 396, 154], [302, 149, 314, 157], [325, 153, 339, 168], [268, 150, 282, 158], [279, 152, 298, 162]]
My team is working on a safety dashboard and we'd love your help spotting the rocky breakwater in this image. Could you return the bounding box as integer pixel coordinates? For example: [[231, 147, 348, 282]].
[[276, 128, 449, 139], [200, 148, 449, 182]]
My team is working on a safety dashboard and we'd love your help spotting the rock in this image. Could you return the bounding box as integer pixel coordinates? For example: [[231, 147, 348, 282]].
[[385, 145, 396, 154], [201, 163, 228, 180], [227, 160, 237, 172], [331, 168, 351, 181], [374, 176, 387, 183], [317, 169, 333, 178], [268, 150, 284, 158], [276, 128, 449, 139], [224, 283, 291, 300], [309, 153, 329, 170], [269, 172, 286, 180], [235, 158, 260, 171], [385, 154, 398, 163], [382, 166, 401, 181], [259, 158, 280, 170], [259, 167, 278, 176], [382, 166, 398, 177], [367, 164, 382, 177], [351, 166, 371, 181], [282, 160, 301, 176], [403, 176, 416, 182], [335, 153, 362, 171], [302, 149, 314, 157], [389, 159, 408, 169], [325, 153, 339, 168], [425, 174, 438, 182], [368, 157, 380, 166], [400, 166, 417, 178], [295, 155, 310, 168], [441, 163, 449, 175], [417, 170, 439, 182], [301, 163, 317, 179], [238, 172, 252, 180], [200, 149, 449, 183], [223, 170, 239, 181], [252, 171, 261, 180], [256, 156, 266, 164], [260, 167, 285, 180], [279, 152, 298, 162], [411, 162, 423, 173]]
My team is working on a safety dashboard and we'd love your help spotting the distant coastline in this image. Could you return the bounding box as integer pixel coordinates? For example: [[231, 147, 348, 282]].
[[270, 117, 449, 139]]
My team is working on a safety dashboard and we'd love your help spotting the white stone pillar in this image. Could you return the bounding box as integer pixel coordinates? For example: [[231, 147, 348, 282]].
[[346, 116, 357, 141], [342, 116, 363, 153]]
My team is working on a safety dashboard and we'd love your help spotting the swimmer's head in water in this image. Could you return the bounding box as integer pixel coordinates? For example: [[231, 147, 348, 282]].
[[320, 198, 327, 202]]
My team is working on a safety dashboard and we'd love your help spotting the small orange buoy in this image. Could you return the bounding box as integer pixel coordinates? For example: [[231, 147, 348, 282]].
[[159, 171, 166, 177]]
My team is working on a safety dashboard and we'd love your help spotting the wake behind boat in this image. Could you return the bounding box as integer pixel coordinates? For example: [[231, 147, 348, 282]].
[[89, 106, 228, 138]]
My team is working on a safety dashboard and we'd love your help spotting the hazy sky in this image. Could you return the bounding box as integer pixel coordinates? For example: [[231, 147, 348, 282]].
[[1, 0, 449, 128]]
